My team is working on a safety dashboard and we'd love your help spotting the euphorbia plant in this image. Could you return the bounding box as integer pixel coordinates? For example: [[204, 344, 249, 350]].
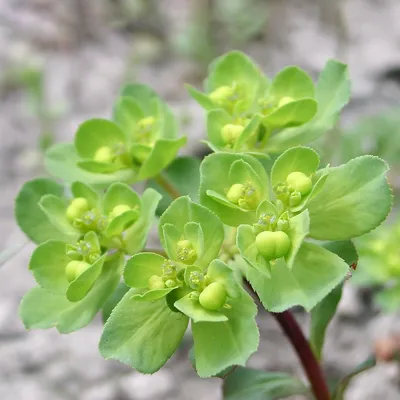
[[15, 51, 393, 400]]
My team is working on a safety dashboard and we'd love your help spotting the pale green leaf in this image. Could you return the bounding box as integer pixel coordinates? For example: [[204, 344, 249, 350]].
[[29, 240, 69, 293], [124, 252, 165, 288], [45, 143, 136, 185], [245, 242, 349, 312], [66, 254, 106, 302], [192, 287, 259, 378], [74, 119, 126, 159], [308, 156, 392, 240], [20, 257, 122, 333], [99, 289, 189, 373], [123, 188, 162, 255], [15, 178, 69, 244]]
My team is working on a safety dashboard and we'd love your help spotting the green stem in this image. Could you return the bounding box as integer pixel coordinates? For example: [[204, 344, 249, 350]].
[[154, 174, 181, 200], [272, 311, 331, 400]]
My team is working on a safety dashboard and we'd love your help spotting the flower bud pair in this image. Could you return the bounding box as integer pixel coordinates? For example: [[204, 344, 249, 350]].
[[255, 230, 291, 261]]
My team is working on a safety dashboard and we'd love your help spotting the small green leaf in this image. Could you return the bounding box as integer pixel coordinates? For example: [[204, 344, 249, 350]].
[[192, 287, 259, 378], [29, 240, 69, 293], [175, 294, 228, 322], [113, 96, 144, 140], [159, 196, 224, 269], [124, 252, 165, 288], [271, 146, 320, 187], [15, 178, 69, 244], [147, 156, 201, 216], [235, 114, 262, 151], [121, 83, 178, 139], [223, 367, 309, 400], [99, 289, 189, 373], [308, 156, 392, 240], [38, 195, 80, 242], [200, 153, 269, 227], [269, 66, 315, 100], [137, 137, 187, 180], [45, 143, 136, 185], [123, 188, 162, 255], [245, 242, 349, 312], [267, 60, 350, 152], [263, 99, 317, 128], [186, 84, 215, 110], [74, 119, 126, 159], [103, 183, 140, 214], [206, 51, 268, 105], [66, 254, 106, 302], [20, 257, 122, 333], [105, 210, 139, 238], [315, 59, 350, 120], [207, 109, 232, 149], [71, 182, 100, 207]]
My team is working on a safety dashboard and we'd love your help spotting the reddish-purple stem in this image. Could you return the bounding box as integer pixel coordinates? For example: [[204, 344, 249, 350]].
[[272, 311, 331, 400]]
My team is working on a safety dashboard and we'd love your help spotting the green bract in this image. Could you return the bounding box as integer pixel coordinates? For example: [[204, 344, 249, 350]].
[[16, 50, 394, 394], [45, 84, 186, 185]]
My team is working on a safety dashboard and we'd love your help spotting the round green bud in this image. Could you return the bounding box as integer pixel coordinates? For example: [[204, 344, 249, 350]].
[[66, 197, 90, 221], [289, 191, 302, 207], [255, 230, 291, 260], [209, 86, 235, 105], [65, 260, 91, 282], [165, 279, 177, 288], [94, 146, 114, 163], [148, 275, 165, 290], [199, 282, 227, 311], [286, 171, 312, 195], [221, 124, 244, 144], [278, 96, 294, 108], [110, 204, 131, 218], [226, 183, 245, 204], [137, 116, 156, 132]]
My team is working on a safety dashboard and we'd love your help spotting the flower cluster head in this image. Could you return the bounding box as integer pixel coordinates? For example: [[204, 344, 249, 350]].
[[16, 50, 393, 382], [45, 84, 186, 186], [188, 51, 350, 157]]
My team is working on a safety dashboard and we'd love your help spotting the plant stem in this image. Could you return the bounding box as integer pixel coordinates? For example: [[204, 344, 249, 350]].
[[272, 311, 331, 400], [154, 174, 181, 200]]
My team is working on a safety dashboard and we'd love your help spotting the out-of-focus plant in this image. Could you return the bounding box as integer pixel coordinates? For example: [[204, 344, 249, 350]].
[[339, 108, 400, 168], [13, 51, 393, 400], [353, 218, 400, 312], [174, 0, 268, 69], [1, 63, 61, 152]]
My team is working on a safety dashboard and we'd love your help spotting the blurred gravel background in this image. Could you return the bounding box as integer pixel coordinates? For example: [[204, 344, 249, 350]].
[[1, 1, 400, 399]]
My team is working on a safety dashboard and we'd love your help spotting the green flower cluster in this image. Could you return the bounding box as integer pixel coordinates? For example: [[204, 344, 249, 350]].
[[15, 51, 393, 381], [187, 51, 350, 156], [16, 179, 161, 332], [45, 84, 186, 186]]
